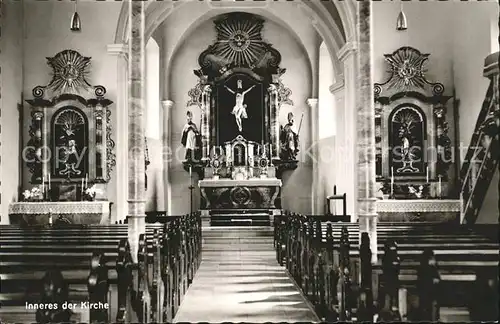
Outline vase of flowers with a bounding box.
[22,187,44,202]
[83,184,101,201]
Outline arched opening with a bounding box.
[145,38,162,212]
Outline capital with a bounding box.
[337,41,358,62]
[107,43,128,58]
[329,78,345,94]
[306,98,318,109]
[161,100,174,110]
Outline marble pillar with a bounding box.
[356,0,378,264]
[161,100,174,215]
[307,98,320,214]
[338,41,357,223]
[127,0,146,262]
[107,43,129,224]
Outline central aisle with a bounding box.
[173,227,320,323]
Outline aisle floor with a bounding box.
[173,250,320,323]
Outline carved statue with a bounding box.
[181,111,201,162]
[280,112,300,161]
[225,79,256,132]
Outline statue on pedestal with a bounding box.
[181,111,201,162]
[280,112,300,161]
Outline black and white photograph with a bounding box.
[0,0,498,323]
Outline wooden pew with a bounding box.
[275,212,498,322]
[0,212,202,324]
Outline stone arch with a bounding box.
[114,0,357,85]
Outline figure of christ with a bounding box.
[224,80,256,132]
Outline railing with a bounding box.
[460,52,499,224]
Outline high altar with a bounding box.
[182,13,298,217]
[9,50,115,225]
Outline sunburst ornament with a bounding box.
[384,47,429,90]
[212,13,268,68]
[46,50,91,94]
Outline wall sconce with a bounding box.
[70,0,81,32]
[396,2,408,31]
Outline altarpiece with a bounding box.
[184,13,297,212]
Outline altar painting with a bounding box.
[51,107,88,178]
[216,74,264,145]
[389,104,426,175]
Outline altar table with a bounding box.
[8,201,112,225]
[198,178,282,210]
[376,199,462,222]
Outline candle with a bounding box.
[42,176,45,195]
[391,167,394,183]
[189,166,192,179]
[426,166,429,183]
[48,174,51,190]
[85,174,88,188]
[438,175,442,197]
[81,177,84,193]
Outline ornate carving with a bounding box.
[106,109,116,182]
[196,12,282,79]
[374,47,444,97]
[230,186,251,206]
[187,80,205,108]
[275,68,293,107]
[46,50,92,94]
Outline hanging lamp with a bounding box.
[70,0,81,32]
[396,2,408,31]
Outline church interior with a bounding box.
[0,0,498,323]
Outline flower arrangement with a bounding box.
[83,184,102,201]
[22,187,44,201]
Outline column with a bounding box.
[307,98,320,214]
[127,0,146,262]
[161,100,174,215]
[356,0,378,264]
[269,85,280,160]
[330,80,345,215]
[201,86,211,162]
[107,44,128,224]
[338,42,357,224]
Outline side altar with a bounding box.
[182,13,298,221]
[9,50,116,225]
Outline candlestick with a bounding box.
[85,174,88,188]
[426,166,429,183]
[391,167,394,183]
[48,174,51,191]
[189,166,192,179]
[81,177,84,195]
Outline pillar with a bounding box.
[338,42,357,223]
[107,44,128,224]
[127,0,146,262]
[356,0,378,264]
[307,98,320,214]
[161,100,174,215]
[330,80,345,215]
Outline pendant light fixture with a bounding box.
[70,0,81,32]
[396,1,408,31]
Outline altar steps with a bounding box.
[202,226,273,253]
[210,211,271,226]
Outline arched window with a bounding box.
[318,42,335,139]
[146,39,160,139]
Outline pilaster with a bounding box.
[107,43,128,224]
[356,0,378,263]
[127,0,146,262]
[161,100,174,215]
[307,98,320,214]
[337,41,358,225]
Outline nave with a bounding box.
[1,212,498,323]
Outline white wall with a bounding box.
[0,0,23,223]
[167,16,314,214]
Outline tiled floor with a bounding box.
[174,249,320,323]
